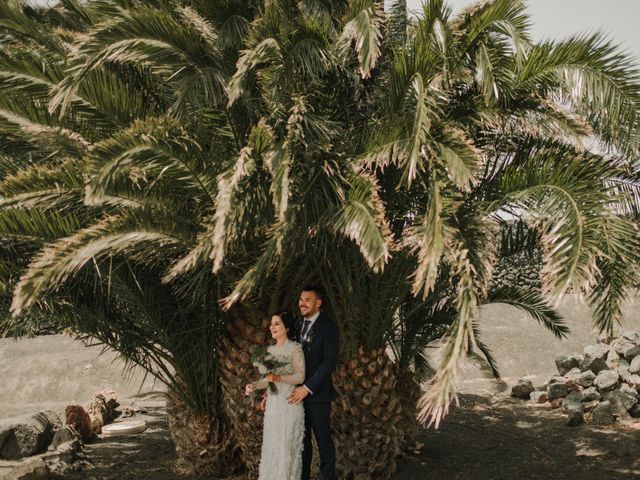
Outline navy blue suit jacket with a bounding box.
[296,313,339,403]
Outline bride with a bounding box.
[245,311,305,480]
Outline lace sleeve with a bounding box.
[279,344,305,385]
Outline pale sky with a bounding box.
[408,0,640,61]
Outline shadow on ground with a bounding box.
[394,395,640,480]
[59,408,183,480]
[60,395,640,480]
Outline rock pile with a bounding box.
[0,389,120,479]
[511,331,640,426]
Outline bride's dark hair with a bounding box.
[273,311,296,339]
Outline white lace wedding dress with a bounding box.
[252,340,306,480]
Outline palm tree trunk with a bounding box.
[165,388,242,477]
[332,346,402,479]
[394,368,424,455]
[217,313,270,478]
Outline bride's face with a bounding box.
[270,316,288,341]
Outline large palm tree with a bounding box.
[1,0,640,479]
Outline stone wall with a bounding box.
[490,250,543,291]
[512,331,640,426]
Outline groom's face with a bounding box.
[299,291,321,318]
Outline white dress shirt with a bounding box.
[301,311,320,395]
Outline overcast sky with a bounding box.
[408,0,640,61]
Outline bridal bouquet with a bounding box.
[250,346,290,394]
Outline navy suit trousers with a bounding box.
[301,402,336,480]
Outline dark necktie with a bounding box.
[300,320,311,341]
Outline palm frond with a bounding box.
[416,250,479,428]
[85,117,212,206]
[11,215,184,316]
[404,177,453,297]
[485,286,568,339]
[0,108,88,158]
[496,143,627,300]
[227,38,282,106]
[586,216,640,335]
[0,208,82,242]
[50,5,227,117]
[209,146,257,273]
[338,0,383,79]
[470,320,500,378]
[328,172,391,272]
[515,32,640,157]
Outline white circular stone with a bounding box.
[101,420,146,436]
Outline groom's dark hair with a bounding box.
[301,284,324,302]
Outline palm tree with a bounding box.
[0,0,248,475]
[1,1,640,479]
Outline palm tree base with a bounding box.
[165,390,242,477]
[333,347,402,479]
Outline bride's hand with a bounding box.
[265,374,281,382]
[244,384,254,396]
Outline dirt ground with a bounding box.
[3,294,640,479]
[53,393,640,480]
[395,395,640,480]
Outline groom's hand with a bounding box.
[287,386,309,405]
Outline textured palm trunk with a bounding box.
[394,368,424,455]
[217,314,269,479]
[165,389,241,477]
[332,346,402,480]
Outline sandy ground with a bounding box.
[0,335,164,420]
[2,294,640,479]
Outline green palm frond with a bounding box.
[0,69,117,132]
[11,214,185,316]
[328,172,391,272]
[217,14,250,51]
[404,177,454,297]
[417,249,479,428]
[404,72,437,186]
[436,126,481,191]
[497,142,627,300]
[470,320,500,378]
[454,0,531,57]
[0,1,66,55]
[485,286,568,339]
[221,221,287,309]
[85,116,212,206]
[587,215,640,335]
[515,32,640,157]
[209,146,258,272]
[227,38,282,106]
[0,108,88,158]
[338,0,383,79]
[50,4,227,117]
[0,208,82,242]
[474,41,500,105]
[58,0,97,28]
[0,159,84,211]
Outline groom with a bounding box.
[288,285,339,480]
